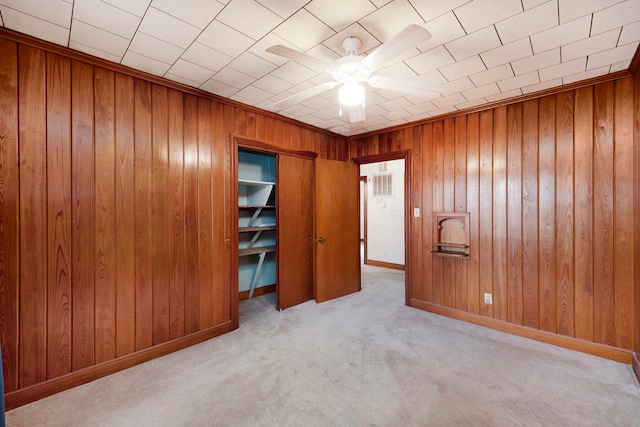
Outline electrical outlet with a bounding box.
[484,293,492,305]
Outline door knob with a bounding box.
[316,237,324,243]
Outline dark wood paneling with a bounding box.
[492,106,507,321]
[478,110,493,318]
[506,104,523,325]
[465,113,480,315]
[0,38,19,392]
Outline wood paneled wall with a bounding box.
[349,76,638,357]
[0,34,346,404]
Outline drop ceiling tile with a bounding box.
[564,64,610,83]
[164,72,201,88]
[431,92,466,108]
[454,98,487,110]
[522,77,562,93]
[300,95,334,111]
[530,15,590,53]
[270,60,319,85]
[252,74,291,94]
[305,0,376,32]
[486,88,522,102]
[511,48,560,75]
[462,82,501,100]
[496,0,558,44]
[419,12,467,52]
[249,33,294,65]
[212,66,255,89]
[454,0,522,34]
[379,61,418,79]
[562,28,620,61]
[610,59,631,72]
[410,0,471,21]
[256,0,308,19]
[69,40,122,62]
[559,0,623,25]
[200,78,238,97]
[481,37,532,69]
[197,20,254,57]
[228,52,277,78]
[313,107,342,120]
[439,76,476,95]
[445,25,501,61]
[122,50,171,76]
[1,7,69,45]
[619,21,640,45]
[273,8,335,51]
[538,57,586,81]
[1,0,71,27]
[129,32,183,64]
[381,108,411,121]
[358,0,425,43]
[217,0,282,40]
[151,0,222,29]
[322,23,379,57]
[232,85,273,104]
[497,70,539,92]
[523,0,551,8]
[439,55,486,81]
[70,19,130,57]
[591,1,640,35]
[587,42,639,69]
[167,59,214,85]
[139,7,200,48]
[181,42,233,71]
[470,64,514,86]
[405,46,456,74]
[103,0,150,17]
[281,103,315,117]
[379,97,413,111]
[73,0,141,39]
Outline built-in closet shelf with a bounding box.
[239,245,276,257]
[238,179,275,186]
[432,243,469,249]
[239,205,275,210]
[239,226,276,232]
[431,249,470,259]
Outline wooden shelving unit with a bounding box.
[431,213,470,259]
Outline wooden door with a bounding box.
[277,154,314,309]
[314,158,360,302]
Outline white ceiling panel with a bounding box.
[1,0,639,136]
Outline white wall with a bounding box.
[361,159,404,265]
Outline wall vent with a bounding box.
[372,173,393,197]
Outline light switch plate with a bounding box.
[413,208,420,217]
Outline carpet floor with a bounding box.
[6,265,640,426]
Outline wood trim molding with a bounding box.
[629,42,640,74]
[239,284,276,301]
[348,70,633,141]
[0,27,342,140]
[4,321,235,410]
[351,150,410,164]
[410,299,634,365]
[365,260,405,270]
[234,135,319,159]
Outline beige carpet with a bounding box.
[6,265,640,426]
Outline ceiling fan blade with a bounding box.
[368,75,441,98]
[274,81,338,108]
[347,104,366,123]
[266,45,332,72]
[361,24,432,70]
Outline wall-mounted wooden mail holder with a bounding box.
[432,212,470,259]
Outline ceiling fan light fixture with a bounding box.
[338,82,365,107]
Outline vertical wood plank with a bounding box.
[183,95,200,334]
[555,91,574,337]
[492,106,508,321]
[421,123,434,303]
[613,77,634,350]
[573,86,594,342]
[19,46,48,386]
[198,98,214,329]
[71,60,95,369]
[522,99,539,328]
[114,73,135,357]
[168,89,186,340]
[134,78,153,351]
[46,53,72,379]
[255,113,265,141]
[466,113,480,314]
[152,84,170,345]
[454,116,467,311]
[593,82,615,346]
[538,95,555,333]
[442,118,455,307]
[411,126,423,301]
[94,67,117,363]
[507,104,523,325]
[478,110,493,318]
[431,121,444,306]
[0,38,19,391]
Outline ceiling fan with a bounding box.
[266,24,441,123]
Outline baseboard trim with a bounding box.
[239,284,276,301]
[633,352,640,383]
[365,260,405,270]
[5,320,235,410]
[410,299,633,365]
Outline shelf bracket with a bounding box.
[248,252,267,299]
